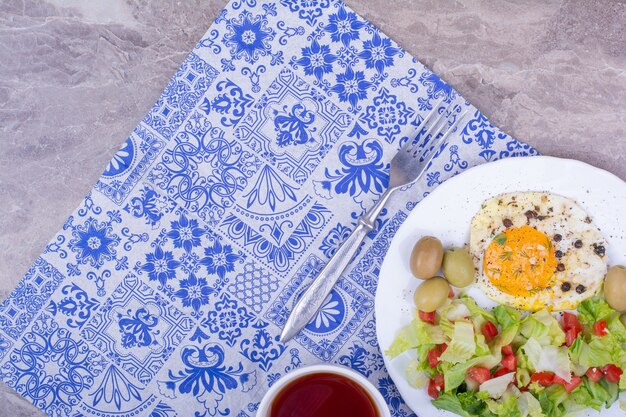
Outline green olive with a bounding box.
[413,276,450,312]
[621,314,626,328]
[604,265,626,312]
[410,236,444,279]
[442,247,475,288]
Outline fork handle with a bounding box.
[280,188,395,342]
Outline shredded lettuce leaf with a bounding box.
[405,360,430,388]
[446,302,471,321]
[537,385,568,417]
[479,372,516,399]
[522,338,572,381]
[496,324,519,348]
[560,399,587,417]
[569,332,624,369]
[473,354,502,370]
[462,296,496,325]
[577,298,614,325]
[572,378,605,411]
[432,393,474,417]
[604,380,620,408]
[517,368,531,388]
[457,391,491,415]
[385,317,445,358]
[440,320,476,364]
[444,357,485,392]
[385,323,417,358]
[386,296,626,417]
[493,305,523,330]
[485,394,520,417]
[520,310,565,346]
[518,392,545,417]
[608,313,626,344]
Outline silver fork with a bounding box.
[279,103,469,343]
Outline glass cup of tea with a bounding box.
[257,364,391,417]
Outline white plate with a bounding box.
[375,156,626,417]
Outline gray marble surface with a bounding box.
[0,0,625,415]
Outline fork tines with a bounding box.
[405,101,469,162]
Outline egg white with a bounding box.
[470,192,608,311]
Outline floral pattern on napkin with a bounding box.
[0,1,537,416]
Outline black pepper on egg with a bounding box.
[553,234,562,242]
[576,284,586,294]
[593,244,605,257]
[561,282,571,292]
[574,239,583,248]
[525,210,537,220]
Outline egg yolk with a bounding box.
[483,225,557,297]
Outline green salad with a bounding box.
[386,296,626,417]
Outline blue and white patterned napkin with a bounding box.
[0,1,537,416]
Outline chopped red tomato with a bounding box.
[530,372,555,386]
[481,321,498,342]
[562,312,583,347]
[428,374,445,399]
[594,320,608,336]
[427,345,447,368]
[501,344,514,356]
[565,327,579,347]
[419,310,436,324]
[502,354,517,371]
[427,348,440,368]
[554,375,582,392]
[448,288,455,298]
[562,312,583,333]
[602,364,623,383]
[493,368,510,378]
[585,367,604,382]
[467,367,491,384]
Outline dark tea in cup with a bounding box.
[268,371,380,417]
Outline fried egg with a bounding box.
[470,192,608,311]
